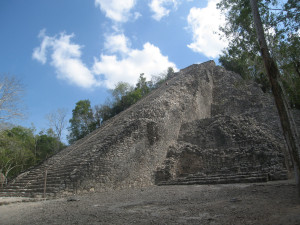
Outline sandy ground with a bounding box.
[0,180,299,225]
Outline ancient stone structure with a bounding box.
[0,61,290,197]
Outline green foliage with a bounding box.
[0,126,65,179]
[111,82,133,103]
[166,67,175,79]
[36,129,65,162]
[280,0,300,33]
[67,100,97,144]
[136,73,150,96]
[94,103,112,126]
[217,0,300,108]
[98,70,174,123]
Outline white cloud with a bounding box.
[95,0,136,22]
[104,33,130,54]
[33,31,176,90]
[187,0,228,58]
[149,0,178,21]
[33,31,100,89]
[32,29,52,64]
[93,34,177,89]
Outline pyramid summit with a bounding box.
[1,61,290,197]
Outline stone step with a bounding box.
[0,192,35,198]
[9,175,69,184]
[158,176,267,186]
[4,178,69,189]
[1,185,60,192]
[0,192,55,198]
[5,182,61,189]
[157,173,269,186]
[10,170,75,182]
[182,172,267,181]
[0,191,56,198]
[27,167,76,176]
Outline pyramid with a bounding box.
[0,61,289,197]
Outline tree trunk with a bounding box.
[250,0,300,197]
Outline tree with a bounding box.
[249,0,300,196]
[46,108,68,144]
[0,126,36,178]
[94,103,112,125]
[217,0,300,106]
[94,71,173,127]
[166,67,175,79]
[0,75,24,122]
[36,129,65,162]
[67,100,96,144]
[111,82,133,103]
[218,0,300,196]
[136,73,150,97]
[0,126,66,180]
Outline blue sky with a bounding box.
[0,0,227,142]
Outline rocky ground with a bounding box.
[0,179,299,225]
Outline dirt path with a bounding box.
[1,180,299,225]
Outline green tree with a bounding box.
[0,126,66,180]
[217,0,300,107]
[36,129,65,162]
[111,82,133,103]
[218,0,300,196]
[249,0,300,197]
[0,126,36,179]
[92,70,173,134]
[121,88,142,107]
[166,67,175,79]
[136,73,150,97]
[94,103,112,125]
[67,100,96,144]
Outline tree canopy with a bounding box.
[67,100,96,144]
[0,126,65,180]
[217,0,300,108]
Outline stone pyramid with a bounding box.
[0,61,289,197]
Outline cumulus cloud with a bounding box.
[95,0,136,22]
[104,33,130,54]
[33,31,176,89]
[33,31,100,89]
[187,0,228,58]
[149,0,178,21]
[93,34,177,88]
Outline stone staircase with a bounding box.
[156,171,288,186]
[0,147,90,197]
[0,109,128,197]
[0,65,184,198]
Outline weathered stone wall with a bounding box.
[155,115,287,183]
[155,63,289,184]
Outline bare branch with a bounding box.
[46,108,68,142]
[0,74,25,122]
